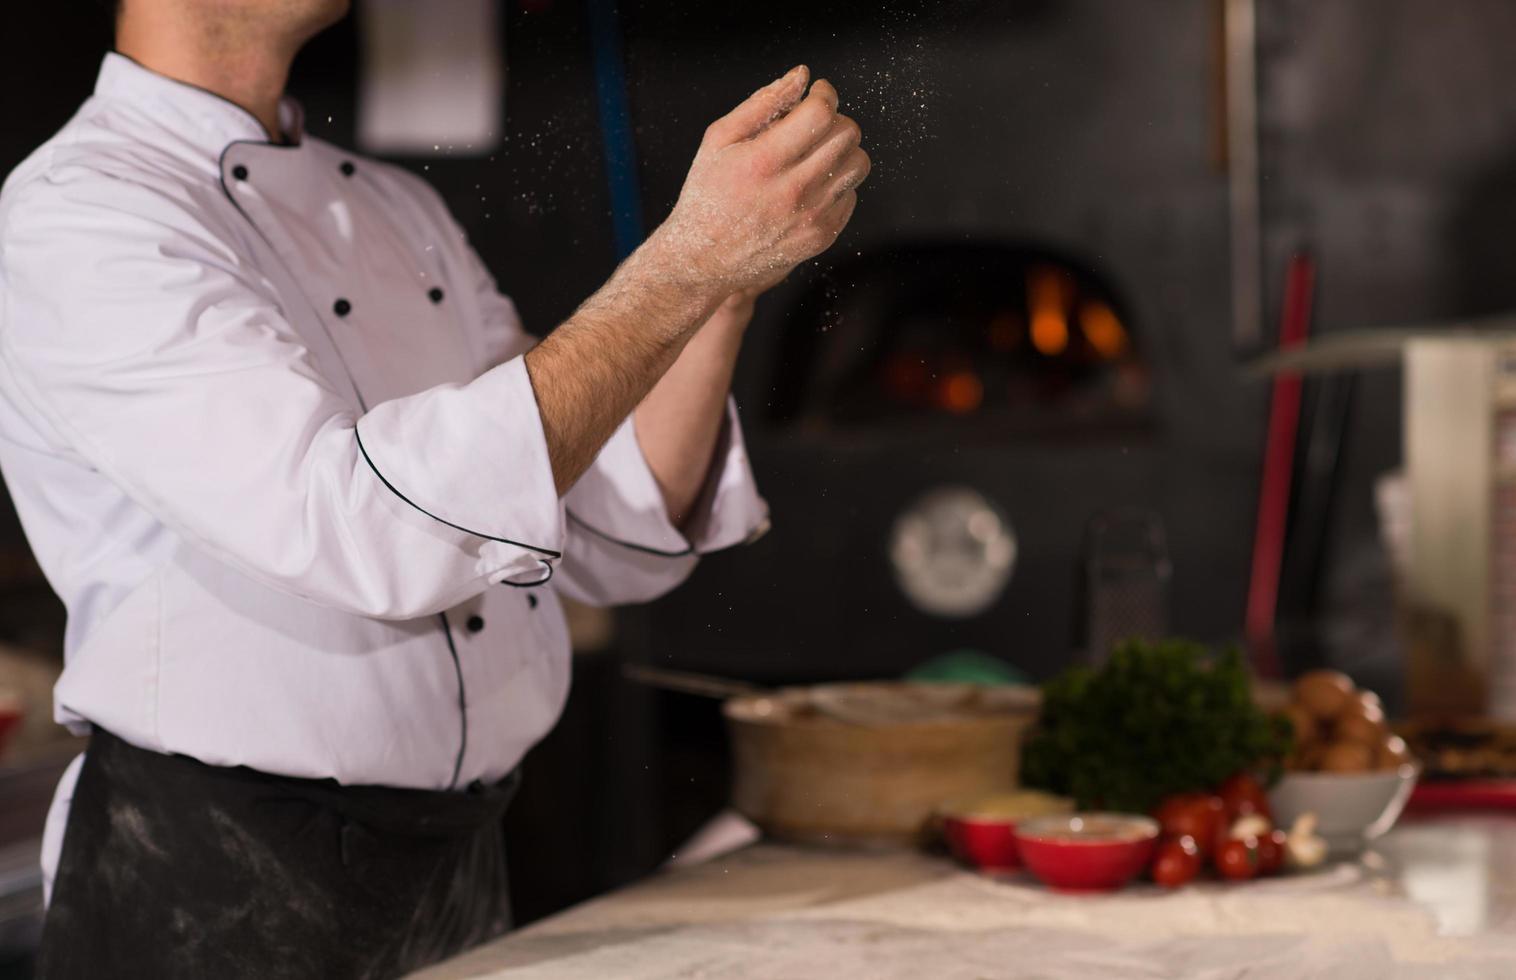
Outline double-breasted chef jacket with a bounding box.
[0,54,768,881]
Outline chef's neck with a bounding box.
[115,1,339,142]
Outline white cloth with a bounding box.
[0,54,768,882]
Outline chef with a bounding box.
[0,0,869,975]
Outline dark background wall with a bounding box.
[4,0,1516,927]
[1255,0,1516,692]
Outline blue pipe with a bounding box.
[586,0,645,260]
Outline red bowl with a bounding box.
[1014,813,1159,892]
[942,814,1022,871]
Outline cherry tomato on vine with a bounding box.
[1154,794,1225,857]
[1151,836,1202,889]
[1216,836,1260,881]
[1256,828,1287,876]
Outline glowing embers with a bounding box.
[767,243,1150,432]
[1026,265,1130,361]
[880,354,985,415]
[939,371,985,415]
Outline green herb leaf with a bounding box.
[1021,638,1291,813]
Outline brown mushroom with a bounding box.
[1335,705,1388,747]
[1294,670,1356,720]
[1320,741,1375,772]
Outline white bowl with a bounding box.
[1267,765,1420,856]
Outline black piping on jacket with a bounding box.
[352,427,563,559]
[565,508,695,558]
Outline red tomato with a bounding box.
[1216,836,1260,881]
[1256,829,1287,876]
[1217,773,1272,823]
[1154,794,1225,857]
[1211,817,1235,859]
[1151,836,1202,889]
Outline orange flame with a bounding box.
[1028,266,1071,356]
[1079,300,1128,358]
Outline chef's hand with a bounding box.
[648,65,871,299]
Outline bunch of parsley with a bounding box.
[1020,638,1291,813]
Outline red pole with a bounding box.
[1245,252,1316,677]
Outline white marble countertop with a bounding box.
[416,813,1516,979]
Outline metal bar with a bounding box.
[1225,0,1263,353]
[1246,318,1516,377]
[1279,371,1357,621]
[620,664,770,701]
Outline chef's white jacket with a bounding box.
[0,54,768,881]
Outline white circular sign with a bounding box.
[889,486,1016,618]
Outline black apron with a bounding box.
[37,729,518,979]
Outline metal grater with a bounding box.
[1076,508,1173,664]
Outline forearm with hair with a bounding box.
[524,242,721,495]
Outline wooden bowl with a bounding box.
[724,682,1040,847]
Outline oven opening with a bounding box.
[767,242,1152,438]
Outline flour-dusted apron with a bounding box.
[37,729,518,979]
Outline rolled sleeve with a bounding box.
[555,397,769,606]
[680,398,771,553]
[355,355,565,578]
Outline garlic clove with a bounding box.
[1230,814,1273,840]
[1285,811,1327,869]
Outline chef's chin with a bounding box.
[291,0,352,36]
[314,0,352,22]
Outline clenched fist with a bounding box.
[647,65,871,297]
